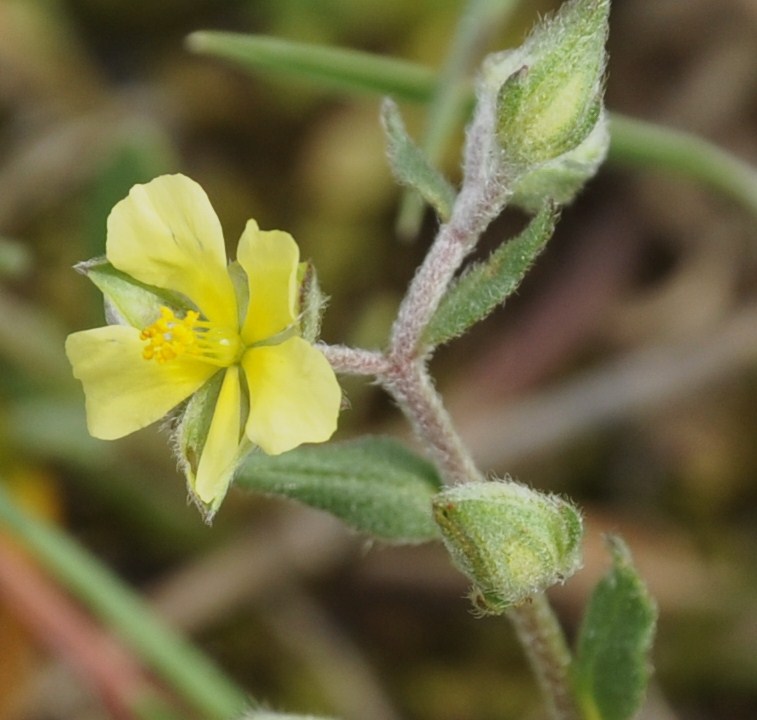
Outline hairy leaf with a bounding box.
[572,536,658,720]
[423,204,557,349]
[236,436,442,543]
[381,98,456,221]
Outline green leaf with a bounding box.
[381,98,456,221]
[242,714,337,720]
[608,113,757,220]
[572,536,658,720]
[186,32,436,102]
[423,204,557,349]
[236,436,442,543]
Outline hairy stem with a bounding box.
[396,0,521,238]
[318,344,390,376]
[381,195,578,720]
[380,358,482,486]
[381,353,578,718]
[390,180,506,361]
[507,595,578,720]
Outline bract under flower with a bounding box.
[65,174,341,518]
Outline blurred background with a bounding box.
[0,0,755,718]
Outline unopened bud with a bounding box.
[433,480,583,614]
[484,0,609,170]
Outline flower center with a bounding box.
[140,306,241,367]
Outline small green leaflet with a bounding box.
[236,436,442,543]
[572,536,658,720]
[381,98,457,222]
[422,204,557,350]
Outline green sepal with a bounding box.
[433,480,583,614]
[77,257,192,329]
[496,73,601,167]
[511,111,610,211]
[381,98,456,222]
[423,204,557,350]
[297,260,327,344]
[487,0,609,170]
[236,436,443,543]
[171,370,248,523]
[572,536,658,720]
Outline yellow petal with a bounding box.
[241,337,340,455]
[106,175,237,327]
[237,219,299,344]
[193,366,242,507]
[65,325,216,440]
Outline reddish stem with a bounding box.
[0,537,164,718]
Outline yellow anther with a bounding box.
[140,306,241,367]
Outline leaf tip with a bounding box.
[185,31,211,54]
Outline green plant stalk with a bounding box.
[508,594,577,720]
[0,483,249,719]
[607,113,757,217]
[380,154,578,717]
[380,360,578,719]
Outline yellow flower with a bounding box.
[65,174,341,516]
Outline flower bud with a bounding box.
[483,0,609,171]
[433,480,583,614]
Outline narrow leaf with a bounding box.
[236,437,442,543]
[186,32,436,102]
[381,98,456,221]
[572,536,658,720]
[242,714,337,720]
[423,204,557,349]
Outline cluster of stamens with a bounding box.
[140,306,240,366]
